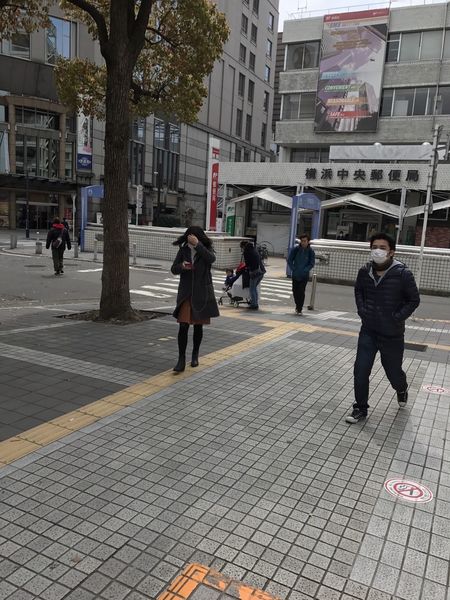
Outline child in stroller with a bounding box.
[218,263,251,307]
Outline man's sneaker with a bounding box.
[295,309,303,316]
[397,389,408,408]
[345,408,367,424]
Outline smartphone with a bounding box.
[184,261,193,270]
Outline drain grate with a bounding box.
[405,342,428,352]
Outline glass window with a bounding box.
[248,80,254,103]
[253,0,259,16]
[263,91,269,112]
[386,33,400,62]
[266,39,272,58]
[282,94,300,119]
[437,86,450,114]
[393,88,414,115]
[261,122,267,147]
[380,89,393,116]
[235,146,241,162]
[10,32,30,59]
[268,12,274,32]
[249,52,255,72]
[154,119,165,148]
[299,93,316,118]
[444,30,450,58]
[264,65,271,82]
[243,149,250,162]
[399,32,420,61]
[286,41,320,69]
[420,30,442,59]
[413,87,431,115]
[245,114,252,141]
[16,107,59,129]
[239,43,246,64]
[15,134,24,174]
[251,24,257,44]
[238,73,245,97]
[132,117,145,141]
[243,0,249,6]
[236,108,243,136]
[65,142,74,179]
[241,14,248,35]
[47,17,72,64]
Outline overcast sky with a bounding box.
[278,0,428,30]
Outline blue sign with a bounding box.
[77,153,92,170]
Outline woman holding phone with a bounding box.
[171,226,219,372]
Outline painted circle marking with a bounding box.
[423,385,450,395]
[384,479,433,503]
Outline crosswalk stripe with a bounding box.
[130,289,171,298]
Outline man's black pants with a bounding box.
[354,327,407,414]
[292,278,308,312]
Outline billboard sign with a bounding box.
[314,9,389,133]
[206,137,220,231]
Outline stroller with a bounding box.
[218,266,252,308]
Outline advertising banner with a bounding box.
[206,137,220,231]
[77,113,93,170]
[314,9,389,133]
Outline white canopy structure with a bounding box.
[227,187,292,209]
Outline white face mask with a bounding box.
[371,248,389,264]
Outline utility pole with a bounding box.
[416,124,442,289]
[25,167,30,239]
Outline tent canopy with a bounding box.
[228,187,292,209]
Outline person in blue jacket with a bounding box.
[287,234,315,315]
[346,233,420,424]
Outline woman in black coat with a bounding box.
[171,226,219,372]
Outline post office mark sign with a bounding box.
[384,479,433,503]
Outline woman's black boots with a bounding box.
[191,325,203,367]
[191,352,199,368]
[173,356,186,373]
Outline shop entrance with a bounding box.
[16,201,59,230]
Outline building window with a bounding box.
[387,30,444,62]
[153,119,180,191]
[260,122,267,148]
[131,117,145,142]
[380,86,436,116]
[248,80,255,103]
[245,114,252,141]
[241,14,248,35]
[239,43,247,64]
[263,91,269,112]
[266,39,273,59]
[243,0,249,6]
[47,17,73,64]
[243,149,250,162]
[282,93,316,119]
[253,0,259,16]
[264,65,271,82]
[15,107,59,129]
[290,147,330,163]
[235,146,241,162]
[249,52,256,72]
[16,134,59,177]
[238,73,245,97]
[10,32,30,59]
[268,12,274,32]
[286,41,320,70]
[130,141,144,185]
[251,24,258,44]
[65,142,74,179]
[236,108,243,137]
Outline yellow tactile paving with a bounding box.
[158,563,280,600]
[1,313,447,467]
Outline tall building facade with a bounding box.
[0,0,279,232]
[275,2,450,247]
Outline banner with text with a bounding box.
[206,137,220,231]
[314,9,389,133]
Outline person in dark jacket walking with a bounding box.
[287,234,315,315]
[171,226,219,373]
[45,217,71,276]
[346,233,420,424]
[240,240,266,310]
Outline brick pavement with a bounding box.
[0,303,449,599]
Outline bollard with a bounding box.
[36,231,40,242]
[10,234,17,249]
[35,241,42,255]
[132,243,137,266]
[93,239,98,262]
[307,273,317,311]
[73,243,78,258]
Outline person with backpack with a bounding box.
[46,217,71,276]
[287,234,315,315]
[345,233,420,424]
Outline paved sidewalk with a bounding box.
[0,295,450,600]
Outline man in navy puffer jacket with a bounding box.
[346,233,420,424]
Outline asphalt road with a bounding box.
[0,250,448,320]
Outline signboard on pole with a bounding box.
[77,113,93,170]
[225,204,236,235]
[206,137,220,231]
[314,9,389,133]
[136,185,143,214]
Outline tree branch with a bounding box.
[65,0,109,48]
[130,0,153,55]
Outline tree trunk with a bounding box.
[99,57,135,320]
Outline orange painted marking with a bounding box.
[158,564,280,600]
